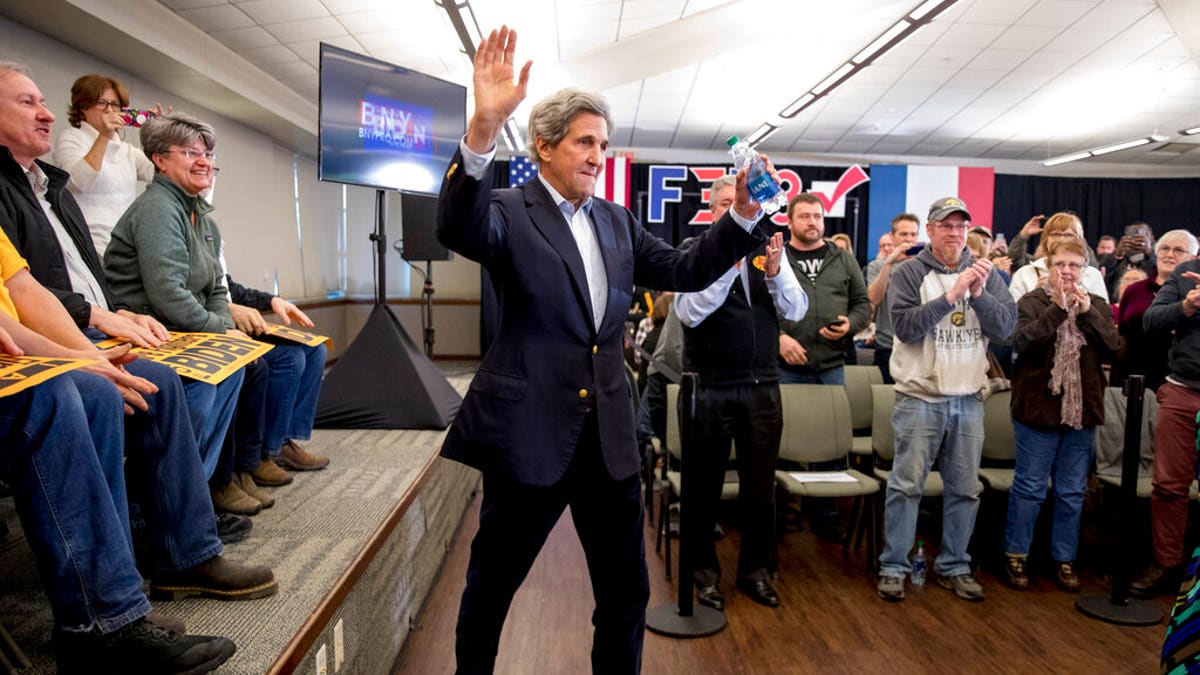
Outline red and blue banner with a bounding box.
[867,165,995,256]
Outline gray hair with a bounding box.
[140,111,216,162]
[0,61,33,79]
[711,174,736,194]
[1158,229,1199,256]
[526,88,612,165]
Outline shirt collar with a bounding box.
[537,172,593,218]
[25,163,48,195]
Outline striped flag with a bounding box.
[866,164,995,257]
[595,157,631,208]
[508,156,538,187]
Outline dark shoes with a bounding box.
[696,584,725,611]
[275,440,330,471]
[1054,561,1081,593]
[1003,555,1029,590]
[1131,563,1181,598]
[150,555,278,601]
[55,617,234,674]
[737,578,780,607]
[216,513,252,544]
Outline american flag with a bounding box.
[506,156,631,208]
[508,156,538,187]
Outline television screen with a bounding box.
[318,44,466,195]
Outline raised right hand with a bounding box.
[100,110,125,135]
[1020,215,1045,238]
[465,26,532,154]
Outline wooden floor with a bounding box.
[397,491,1169,674]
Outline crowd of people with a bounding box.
[0,63,331,673]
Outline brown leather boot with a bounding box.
[150,555,278,601]
[210,481,261,516]
[250,457,293,486]
[236,472,275,509]
[276,440,330,471]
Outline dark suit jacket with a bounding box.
[437,150,764,487]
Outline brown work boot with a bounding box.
[275,440,329,471]
[150,555,278,601]
[250,457,293,486]
[1003,554,1029,590]
[210,481,261,516]
[235,472,275,509]
[1054,561,1081,592]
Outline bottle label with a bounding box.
[747,172,780,202]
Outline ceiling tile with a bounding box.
[1074,2,1154,29]
[264,17,347,43]
[237,44,301,66]
[947,69,1008,89]
[968,49,1033,70]
[931,23,1006,49]
[319,0,397,12]
[236,0,328,24]
[289,36,367,66]
[897,66,958,86]
[161,0,227,9]
[209,25,279,50]
[257,59,316,81]
[916,45,983,69]
[955,0,1040,25]
[336,9,413,34]
[991,25,1061,51]
[1014,1,1096,28]
[177,4,253,31]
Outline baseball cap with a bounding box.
[968,225,992,238]
[928,197,972,223]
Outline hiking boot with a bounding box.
[251,456,293,486]
[210,481,261,516]
[150,555,278,601]
[1054,561,1081,592]
[876,574,905,601]
[55,617,235,674]
[1131,563,1181,598]
[215,513,252,544]
[937,573,984,601]
[275,440,329,471]
[1003,554,1029,590]
[236,472,275,509]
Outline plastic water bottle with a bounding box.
[910,540,927,587]
[727,136,789,214]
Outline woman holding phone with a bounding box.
[1008,212,1109,303]
[52,74,165,254]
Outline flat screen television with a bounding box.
[318,44,466,195]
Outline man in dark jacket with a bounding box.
[674,174,807,610]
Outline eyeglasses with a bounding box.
[161,149,216,161]
[1051,261,1084,272]
[934,222,968,231]
[1157,245,1190,256]
[94,99,122,111]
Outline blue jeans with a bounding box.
[183,370,244,479]
[1004,420,1094,562]
[0,374,149,633]
[880,393,985,578]
[261,342,326,451]
[122,360,224,574]
[779,364,845,385]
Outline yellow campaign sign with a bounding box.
[262,324,333,350]
[94,332,273,385]
[0,354,95,399]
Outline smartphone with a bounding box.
[119,109,156,127]
[905,244,925,256]
[826,321,841,329]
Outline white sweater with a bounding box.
[1009,257,1110,304]
[52,123,155,256]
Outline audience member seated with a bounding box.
[1008,212,1109,303]
[0,62,242,483]
[1003,238,1122,592]
[50,73,162,254]
[0,222,276,603]
[1134,253,1200,598]
[0,335,235,674]
[1111,230,1198,392]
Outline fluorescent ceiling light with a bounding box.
[853,20,912,65]
[747,123,778,146]
[1040,151,1091,167]
[1090,134,1167,156]
[780,93,816,118]
[1181,126,1200,136]
[908,0,951,21]
[811,63,856,96]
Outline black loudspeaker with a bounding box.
[393,192,452,261]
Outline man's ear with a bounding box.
[535,136,552,163]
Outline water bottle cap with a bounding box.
[726,136,740,147]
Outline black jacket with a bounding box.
[227,275,274,310]
[0,146,126,328]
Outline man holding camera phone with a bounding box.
[1105,221,1156,297]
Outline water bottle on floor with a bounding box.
[727,136,789,214]
[911,540,927,587]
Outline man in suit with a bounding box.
[437,27,770,674]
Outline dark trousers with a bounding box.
[873,347,894,384]
[692,383,782,586]
[210,358,269,490]
[454,412,650,674]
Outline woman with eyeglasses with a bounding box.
[51,74,165,254]
[1111,230,1199,391]
[1003,236,1123,592]
[1008,212,1110,303]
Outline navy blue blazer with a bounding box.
[437,150,766,487]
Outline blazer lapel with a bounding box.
[524,180,597,331]
[589,203,623,332]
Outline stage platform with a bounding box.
[0,364,480,674]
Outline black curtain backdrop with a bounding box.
[992,173,1200,245]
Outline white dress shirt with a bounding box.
[25,163,108,309]
[674,253,807,327]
